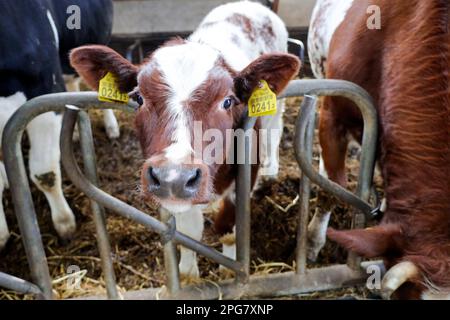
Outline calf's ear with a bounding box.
[70,45,139,92]
[233,53,300,102]
[327,223,403,258]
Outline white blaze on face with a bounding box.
[151,42,220,163]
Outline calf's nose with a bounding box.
[147,166,202,199]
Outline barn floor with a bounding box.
[0,95,383,300]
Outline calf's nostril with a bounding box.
[148,167,160,187]
[186,168,202,188]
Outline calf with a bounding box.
[71,1,300,278]
[0,0,117,248]
[309,0,450,299]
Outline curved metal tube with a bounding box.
[60,105,246,278]
[0,272,43,298]
[295,95,318,274]
[282,80,377,217]
[2,92,137,299]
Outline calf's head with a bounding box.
[70,41,300,212]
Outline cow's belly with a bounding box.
[308,0,354,79]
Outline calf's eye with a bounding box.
[222,97,235,110]
[136,94,144,106]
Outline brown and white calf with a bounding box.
[71,1,300,278]
[308,0,450,299]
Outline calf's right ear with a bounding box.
[70,45,139,92]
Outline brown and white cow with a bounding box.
[70,1,300,278]
[308,0,450,299]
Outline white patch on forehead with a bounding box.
[149,42,219,163]
[46,10,59,49]
[153,42,219,102]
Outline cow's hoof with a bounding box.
[0,233,10,251]
[306,240,325,263]
[53,213,76,240]
[218,266,235,279]
[180,274,202,285]
[106,125,120,140]
[179,262,200,280]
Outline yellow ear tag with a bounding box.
[248,80,277,117]
[98,72,129,104]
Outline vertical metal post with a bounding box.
[76,109,119,299]
[2,115,54,300]
[159,208,180,295]
[235,116,256,283]
[295,96,318,274]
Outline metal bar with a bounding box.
[72,260,384,300]
[159,208,181,294]
[60,105,246,278]
[0,272,44,298]
[288,38,305,64]
[2,92,136,299]
[295,95,318,274]
[2,79,376,298]
[77,110,119,300]
[287,80,377,220]
[235,116,257,283]
[125,39,142,63]
[289,80,377,271]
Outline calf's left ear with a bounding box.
[233,53,300,102]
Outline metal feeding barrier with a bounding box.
[0,79,383,300]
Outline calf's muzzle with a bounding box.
[146,165,203,200]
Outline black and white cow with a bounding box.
[0,0,118,248]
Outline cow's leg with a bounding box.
[307,207,332,262]
[102,109,120,139]
[0,92,28,248]
[307,101,348,261]
[214,194,237,275]
[318,102,348,187]
[259,98,284,178]
[173,206,204,279]
[26,112,76,239]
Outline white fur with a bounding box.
[220,226,236,275]
[190,1,288,70]
[308,0,354,78]
[173,205,204,278]
[102,109,120,139]
[140,1,290,276]
[0,92,76,249]
[0,92,27,247]
[259,99,284,177]
[153,42,220,163]
[319,154,329,178]
[307,209,331,262]
[26,112,76,239]
[46,10,59,49]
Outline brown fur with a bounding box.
[322,0,450,297]
[70,39,300,235]
[70,45,139,92]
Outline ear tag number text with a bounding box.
[248,80,277,117]
[98,72,129,104]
